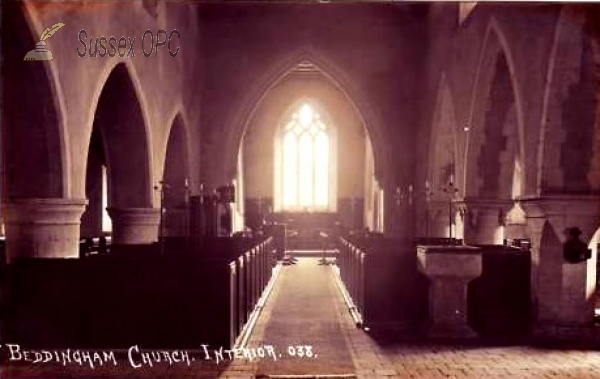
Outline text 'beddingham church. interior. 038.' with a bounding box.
[2,1,600,378]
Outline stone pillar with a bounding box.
[3,198,88,262]
[107,207,160,244]
[521,195,599,341]
[457,197,512,245]
[504,201,527,240]
[417,245,483,339]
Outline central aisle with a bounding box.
[246,257,357,377]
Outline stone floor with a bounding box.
[221,258,600,379]
[3,257,600,378]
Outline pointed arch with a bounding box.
[162,112,190,237]
[465,18,526,199]
[164,109,192,181]
[86,59,154,202]
[223,47,386,186]
[2,2,68,199]
[163,113,190,208]
[539,8,600,195]
[87,62,153,209]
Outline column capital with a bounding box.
[3,198,88,261]
[519,195,600,217]
[107,207,160,244]
[4,198,88,222]
[454,197,514,211]
[519,195,600,239]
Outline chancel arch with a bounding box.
[224,48,388,195]
[242,61,371,232]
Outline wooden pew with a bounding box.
[339,237,429,332]
[1,236,275,350]
[467,244,531,339]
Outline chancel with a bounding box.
[2,1,600,378]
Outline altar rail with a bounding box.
[2,236,275,349]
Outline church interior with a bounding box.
[2,1,600,378]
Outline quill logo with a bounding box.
[23,22,65,61]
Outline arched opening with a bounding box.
[162,115,190,238]
[241,63,371,237]
[80,63,155,245]
[2,2,64,200]
[81,126,111,238]
[1,3,90,261]
[466,24,523,245]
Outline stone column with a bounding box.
[417,245,483,339]
[107,207,160,244]
[504,201,527,240]
[521,195,599,341]
[457,197,512,245]
[3,198,88,262]
[426,199,452,238]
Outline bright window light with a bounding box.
[279,103,333,211]
[101,165,112,233]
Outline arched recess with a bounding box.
[2,2,66,199]
[463,20,525,244]
[466,22,523,200]
[81,63,156,244]
[162,114,190,237]
[222,48,387,191]
[540,8,600,195]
